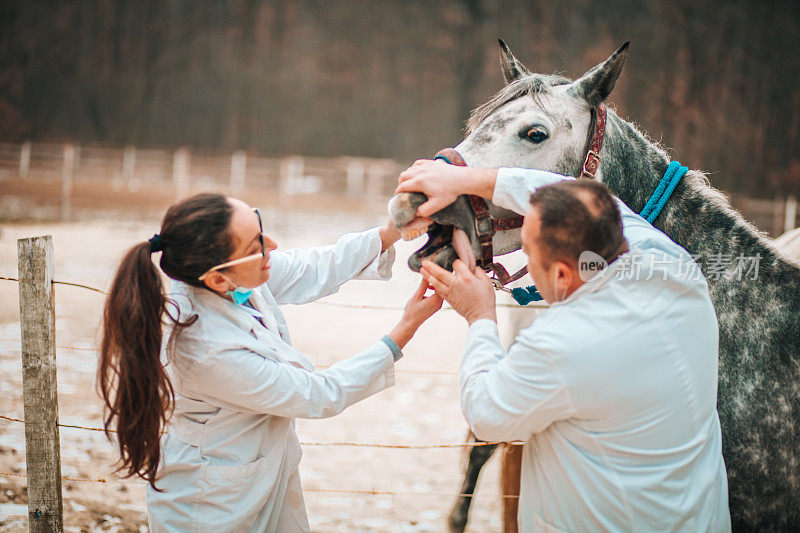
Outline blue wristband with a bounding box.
[380,335,403,361]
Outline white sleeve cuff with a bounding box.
[354,228,396,281]
[492,167,574,215]
[468,318,500,337]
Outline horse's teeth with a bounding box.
[400,218,433,241]
[402,229,422,241]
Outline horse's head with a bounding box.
[457,40,628,172]
[389,40,629,273]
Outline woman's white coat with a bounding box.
[146,228,395,532]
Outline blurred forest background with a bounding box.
[1,0,799,198]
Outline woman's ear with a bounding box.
[202,272,230,294]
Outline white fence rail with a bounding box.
[0,141,797,236]
[0,141,405,220]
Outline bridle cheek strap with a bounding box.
[580,103,607,179]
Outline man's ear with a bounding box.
[202,272,229,293]
[553,261,581,299]
[554,261,574,287]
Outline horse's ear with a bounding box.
[498,39,531,84]
[572,42,629,106]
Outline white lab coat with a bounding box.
[461,168,730,532]
[146,227,396,533]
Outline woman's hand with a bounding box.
[394,160,498,218]
[388,279,444,348]
[378,218,401,251]
[421,259,496,325]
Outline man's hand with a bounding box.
[395,160,498,219]
[421,259,497,325]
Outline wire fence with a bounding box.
[0,338,459,375]
[0,275,549,310]
[0,471,520,500]
[0,414,517,449]
[0,265,526,517]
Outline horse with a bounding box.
[389,41,800,531]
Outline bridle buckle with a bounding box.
[476,218,494,238]
[582,150,601,179]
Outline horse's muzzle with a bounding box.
[388,148,479,272]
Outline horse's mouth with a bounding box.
[390,192,478,272]
[402,219,476,273]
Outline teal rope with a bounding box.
[639,161,688,223]
[433,154,454,165]
[511,286,543,305]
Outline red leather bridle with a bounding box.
[432,103,607,288]
[580,103,607,180]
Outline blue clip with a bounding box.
[510,286,544,305]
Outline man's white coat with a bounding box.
[461,168,731,532]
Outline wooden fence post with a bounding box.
[366,165,382,198]
[122,146,136,182]
[173,147,190,201]
[61,144,74,221]
[20,141,31,179]
[346,160,365,195]
[500,444,522,533]
[772,194,784,237]
[230,150,246,194]
[279,156,303,196]
[17,236,63,533]
[784,195,797,233]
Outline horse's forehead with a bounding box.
[487,89,583,127]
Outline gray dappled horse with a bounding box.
[390,41,800,531]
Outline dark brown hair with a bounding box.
[529,180,625,268]
[98,193,235,489]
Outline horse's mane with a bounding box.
[603,110,797,267]
[465,74,571,134]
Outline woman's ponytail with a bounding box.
[98,193,234,489]
[98,241,173,490]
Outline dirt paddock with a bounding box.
[0,196,539,532]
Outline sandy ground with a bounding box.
[0,202,542,532]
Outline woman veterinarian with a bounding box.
[97,193,442,532]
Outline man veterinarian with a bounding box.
[399,163,731,532]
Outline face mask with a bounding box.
[220,274,253,305]
[226,286,253,305]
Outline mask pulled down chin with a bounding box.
[226,286,253,305]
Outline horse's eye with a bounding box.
[523,127,548,144]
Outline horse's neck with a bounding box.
[601,113,796,283]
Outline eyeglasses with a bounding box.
[198,208,267,281]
